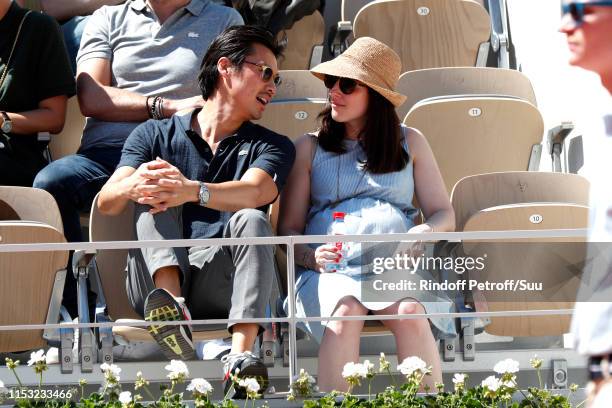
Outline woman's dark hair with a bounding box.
[198,25,284,100]
[318,87,409,174]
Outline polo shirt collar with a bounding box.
[186,0,210,16]
[177,108,253,139]
[130,0,209,15]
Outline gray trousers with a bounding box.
[126,205,275,333]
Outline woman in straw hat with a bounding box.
[278,37,456,391]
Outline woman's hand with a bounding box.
[314,244,342,273]
[396,223,434,259]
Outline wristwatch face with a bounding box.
[0,112,10,133]
[1,121,10,133]
[199,183,210,206]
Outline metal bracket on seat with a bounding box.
[443,338,456,362]
[461,318,476,361]
[547,122,575,172]
[80,327,96,372]
[261,319,276,367]
[281,325,290,367]
[72,250,97,372]
[552,359,568,388]
[262,340,275,367]
[96,313,114,365]
[59,327,74,374]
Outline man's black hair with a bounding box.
[198,25,284,100]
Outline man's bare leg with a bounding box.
[153,266,182,297]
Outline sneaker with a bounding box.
[221,351,269,399]
[144,288,195,360]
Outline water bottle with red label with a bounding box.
[325,212,349,272]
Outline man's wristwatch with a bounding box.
[0,111,12,133]
[197,181,210,207]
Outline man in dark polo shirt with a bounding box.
[97,25,294,397]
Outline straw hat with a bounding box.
[310,37,407,107]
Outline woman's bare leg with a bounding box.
[373,300,442,391]
[318,296,368,392]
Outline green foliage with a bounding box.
[1,353,583,407]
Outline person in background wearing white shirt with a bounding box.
[560,1,612,405]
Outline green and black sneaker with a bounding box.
[144,288,195,360]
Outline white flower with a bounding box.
[342,362,368,379]
[296,368,316,384]
[100,363,122,377]
[290,368,318,398]
[397,356,429,376]
[165,360,189,380]
[118,391,132,404]
[481,376,502,392]
[100,363,121,386]
[27,349,46,366]
[379,352,390,372]
[238,377,260,394]
[453,373,467,392]
[187,378,213,395]
[493,358,519,375]
[363,360,375,377]
[452,373,466,385]
[529,355,543,369]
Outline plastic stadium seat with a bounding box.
[451,171,589,231]
[0,186,64,233]
[278,11,325,70]
[396,67,538,122]
[49,96,86,161]
[0,222,68,352]
[353,0,490,72]
[404,96,544,194]
[0,187,69,353]
[256,70,328,141]
[451,172,589,337]
[342,0,486,24]
[256,100,326,141]
[273,70,328,101]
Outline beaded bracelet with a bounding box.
[151,96,163,120]
[159,97,165,118]
[145,96,153,119]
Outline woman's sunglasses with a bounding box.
[561,1,612,27]
[323,75,363,95]
[243,60,282,87]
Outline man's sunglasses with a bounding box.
[561,1,612,26]
[243,60,282,87]
[323,75,364,95]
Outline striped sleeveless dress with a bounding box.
[289,125,456,343]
